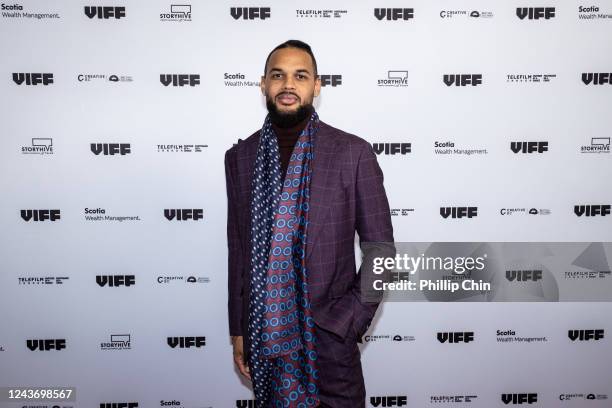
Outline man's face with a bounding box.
[261,47,321,125]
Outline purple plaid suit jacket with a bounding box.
[225,120,394,361]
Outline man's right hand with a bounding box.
[231,336,251,380]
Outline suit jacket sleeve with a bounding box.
[225,147,245,336]
[350,141,395,340]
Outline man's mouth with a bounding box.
[277,93,298,106]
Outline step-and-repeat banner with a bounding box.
[1,1,611,407]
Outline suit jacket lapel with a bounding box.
[305,121,338,263]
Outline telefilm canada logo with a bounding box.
[18,276,69,285]
[101,334,131,350]
[506,73,557,83]
[77,73,133,83]
[430,395,478,403]
[21,138,53,155]
[390,208,415,217]
[580,137,610,153]
[157,144,207,152]
[296,9,347,18]
[160,4,191,22]
[1,3,60,20]
[377,71,408,87]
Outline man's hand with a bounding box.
[231,336,251,380]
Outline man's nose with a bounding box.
[282,75,296,90]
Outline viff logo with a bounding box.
[516,7,555,20]
[84,6,126,19]
[164,209,203,221]
[160,74,200,87]
[13,73,53,85]
[21,209,61,222]
[374,8,414,20]
[230,7,270,20]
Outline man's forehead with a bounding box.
[267,48,314,72]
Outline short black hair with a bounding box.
[263,39,318,77]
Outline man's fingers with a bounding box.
[234,355,251,380]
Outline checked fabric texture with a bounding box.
[248,111,321,407]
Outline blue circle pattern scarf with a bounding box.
[248,110,320,407]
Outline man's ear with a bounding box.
[260,76,266,95]
[314,76,321,97]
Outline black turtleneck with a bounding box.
[271,107,313,179]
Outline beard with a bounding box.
[266,93,313,128]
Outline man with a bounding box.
[225,40,394,408]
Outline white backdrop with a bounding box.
[1,1,611,407]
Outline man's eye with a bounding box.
[272,73,282,78]
[297,75,305,80]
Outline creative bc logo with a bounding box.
[582,72,612,85]
[91,143,131,155]
[26,338,66,351]
[230,7,270,20]
[160,4,191,22]
[22,138,53,155]
[440,207,477,219]
[84,6,126,19]
[374,8,414,20]
[164,209,203,221]
[501,393,538,404]
[160,74,200,87]
[369,396,408,407]
[516,7,555,19]
[443,74,482,87]
[13,73,53,86]
[21,209,60,222]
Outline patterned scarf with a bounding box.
[249,110,320,407]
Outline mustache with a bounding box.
[276,92,299,99]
